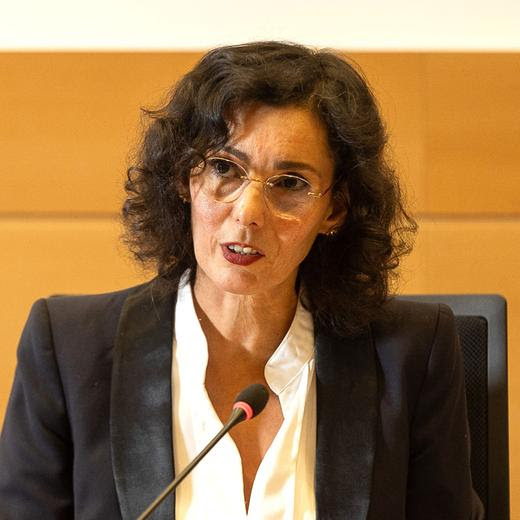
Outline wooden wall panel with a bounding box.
[424,54,520,214]
[0,53,200,214]
[1,51,519,517]
[399,218,520,512]
[2,53,519,216]
[2,217,518,513]
[352,54,427,211]
[0,218,149,418]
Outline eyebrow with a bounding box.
[222,145,319,175]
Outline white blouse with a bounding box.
[171,275,317,519]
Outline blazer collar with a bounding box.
[110,281,378,520]
[110,280,177,519]
[315,326,378,519]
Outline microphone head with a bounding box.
[233,383,269,421]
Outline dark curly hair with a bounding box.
[123,41,417,336]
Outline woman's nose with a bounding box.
[232,180,267,228]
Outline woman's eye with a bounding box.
[207,159,244,180]
[272,175,310,191]
[209,159,232,176]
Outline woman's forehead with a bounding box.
[223,104,335,175]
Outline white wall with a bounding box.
[1,0,519,51]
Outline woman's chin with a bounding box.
[216,270,262,296]
[194,262,298,299]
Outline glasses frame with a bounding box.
[196,156,334,210]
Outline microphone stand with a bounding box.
[136,407,245,520]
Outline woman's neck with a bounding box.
[192,271,298,363]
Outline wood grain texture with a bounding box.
[423,54,520,214]
[0,218,149,423]
[400,217,520,517]
[1,52,518,215]
[1,51,519,517]
[350,53,427,211]
[0,53,200,214]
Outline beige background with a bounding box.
[1,52,518,515]
[2,0,520,51]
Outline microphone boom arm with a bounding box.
[136,407,245,520]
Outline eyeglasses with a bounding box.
[190,157,333,218]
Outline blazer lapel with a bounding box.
[110,280,176,520]
[315,327,378,520]
[109,280,378,518]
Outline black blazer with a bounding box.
[0,280,484,519]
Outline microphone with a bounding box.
[136,383,269,520]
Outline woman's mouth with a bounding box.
[226,244,260,255]
[221,243,264,266]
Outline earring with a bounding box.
[326,228,338,237]
[179,193,190,203]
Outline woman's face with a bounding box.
[189,103,344,297]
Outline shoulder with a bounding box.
[374,298,455,343]
[30,279,164,335]
[43,280,154,319]
[370,298,461,415]
[371,298,457,360]
[22,280,158,371]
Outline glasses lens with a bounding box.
[266,175,313,216]
[198,158,246,202]
[192,158,322,218]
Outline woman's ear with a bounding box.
[319,191,348,235]
[176,177,192,203]
[179,191,191,203]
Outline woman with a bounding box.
[0,42,483,519]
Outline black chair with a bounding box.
[398,294,509,519]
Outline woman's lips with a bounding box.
[221,243,264,266]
